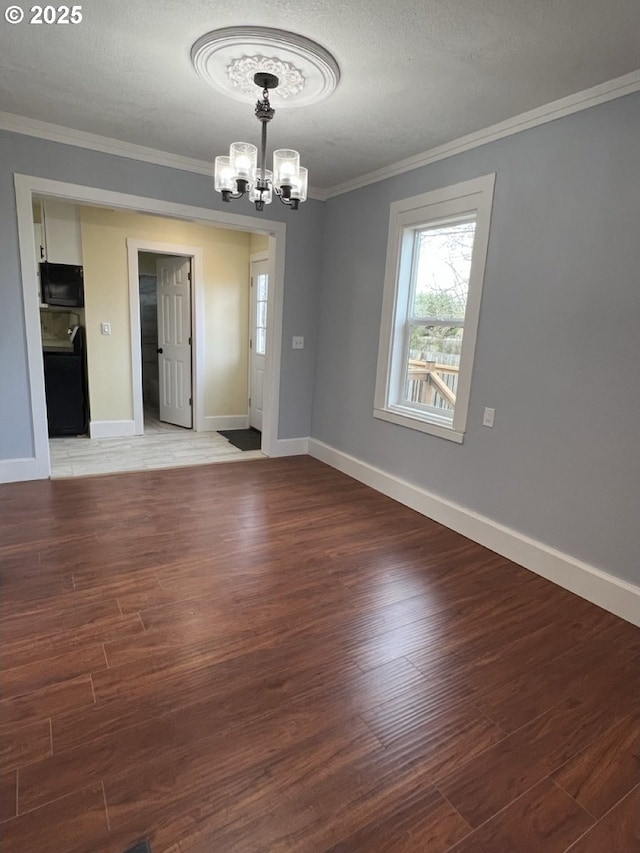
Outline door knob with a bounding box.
[157,347,163,354]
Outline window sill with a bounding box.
[373,406,465,443]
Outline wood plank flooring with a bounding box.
[1,456,638,852]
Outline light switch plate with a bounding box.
[101,322,111,336]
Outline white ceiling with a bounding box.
[1,0,639,190]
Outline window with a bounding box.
[374,174,495,443]
[255,272,268,355]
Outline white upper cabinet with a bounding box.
[40,199,83,265]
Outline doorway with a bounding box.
[14,174,287,481]
[139,251,193,431]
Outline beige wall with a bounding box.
[80,207,252,423]
[137,251,160,276]
[249,232,269,254]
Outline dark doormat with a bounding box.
[218,427,262,451]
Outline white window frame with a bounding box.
[374,174,495,443]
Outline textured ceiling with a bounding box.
[1,0,639,189]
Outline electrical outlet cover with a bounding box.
[482,407,495,427]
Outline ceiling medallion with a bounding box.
[226,56,305,100]
[190,26,340,107]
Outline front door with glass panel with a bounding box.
[249,258,269,431]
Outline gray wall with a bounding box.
[311,92,640,586]
[0,131,325,459]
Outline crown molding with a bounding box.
[323,69,640,199]
[1,69,638,204]
[0,112,216,174]
[308,185,329,201]
[0,111,327,201]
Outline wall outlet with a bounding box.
[482,407,496,428]
[101,322,111,336]
[292,336,304,349]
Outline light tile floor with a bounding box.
[49,413,264,478]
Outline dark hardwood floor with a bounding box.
[1,456,638,852]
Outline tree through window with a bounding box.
[374,175,495,442]
[405,219,477,415]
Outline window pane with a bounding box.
[256,327,266,355]
[411,220,476,320]
[257,274,268,301]
[405,325,463,412]
[257,300,267,329]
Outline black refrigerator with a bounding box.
[43,328,88,436]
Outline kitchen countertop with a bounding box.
[43,340,74,352]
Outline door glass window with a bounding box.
[255,273,268,355]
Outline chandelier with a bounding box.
[214,72,308,212]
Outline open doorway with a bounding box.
[139,251,193,432]
[14,175,287,481]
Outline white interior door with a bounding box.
[249,258,269,431]
[157,256,192,428]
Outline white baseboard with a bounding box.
[89,420,136,439]
[308,439,640,626]
[267,437,310,458]
[0,457,43,483]
[203,415,250,432]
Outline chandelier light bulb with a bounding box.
[273,149,300,188]
[214,156,235,192]
[230,142,258,183]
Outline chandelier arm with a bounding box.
[273,186,297,208]
[277,197,298,209]
[274,184,292,201]
[221,184,248,203]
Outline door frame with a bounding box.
[249,250,270,432]
[128,242,202,434]
[14,173,287,479]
